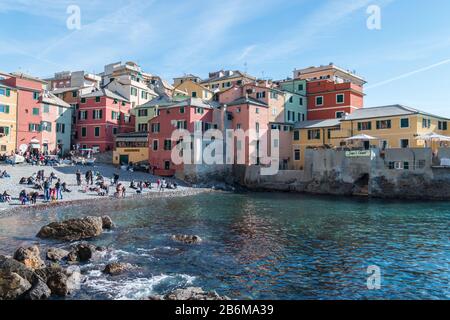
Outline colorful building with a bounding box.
[0,80,17,155]
[113,132,149,165]
[76,88,134,152]
[173,79,214,100]
[277,78,307,123]
[147,98,219,175]
[291,105,450,169]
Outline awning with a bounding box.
[31,144,40,149]
[345,134,378,141]
[415,132,450,141]
[30,138,40,144]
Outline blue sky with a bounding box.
[1,0,450,116]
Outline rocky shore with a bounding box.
[0,215,228,301]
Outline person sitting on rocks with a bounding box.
[33,182,43,191]
[0,170,11,178]
[115,183,123,198]
[19,190,29,205]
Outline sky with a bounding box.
[1,0,450,116]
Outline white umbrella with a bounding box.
[415,132,450,141]
[30,138,40,144]
[345,134,378,141]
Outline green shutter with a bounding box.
[5,105,9,114]
[6,89,10,97]
[4,127,9,135]
[358,123,362,131]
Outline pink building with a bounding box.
[148,98,219,175]
[2,73,47,153]
[76,88,134,152]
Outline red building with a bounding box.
[306,80,364,120]
[148,98,219,175]
[75,88,135,152]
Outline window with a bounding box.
[0,127,10,136]
[93,109,103,119]
[192,91,197,98]
[336,112,345,119]
[138,109,148,117]
[298,84,304,91]
[438,121,448,130]
[79,110,88,120]
[422,118,431,128]
[400,118,409,128]
[358,121,372,131]
[177,120,187,129]
[95,96,101,103]
[336,94,344,104]
[272,108,277,116]
[236,124,242,129]
[294,130,300,141]
[376,120,391,129]
[315,96,323,106]
[164,139,172,150]
[131,87,138,96]
[113,127,118,135]
[256,91,266,99]
[151,123,160,133]
[0,105,10,114]
[33,92,39,100]
[32,108,40,116]
[81,127,87,137]
[195,107,204,114]
[236,108,241,113]
[308,129,320,140]
[56,123,65,134]
[29,123,41,132]
[91,126,100,137]
[111,111,120,120]
[270,91,278,99]
[288,96,293,103]
[255,108,260,114]
[153,140,158,151]
[41,122,51,132]
[72,91,78,98]
[80,98,86,104]
[299,97,303,106]
[294,149,301,161]
[404,161,410,170]
[141,91,148,99]
[138,123,148,132]
[43,104,49,113]
[400,139,409,148]
[180,107,185,114]
[256,122,260,133]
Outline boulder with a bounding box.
[36,216,106,241]
[0,271,32,300]
[47,271,69,297]
[46,248,70,262]
[103,262,129,276]
[172,234,202,244]
[67,243,98,263]
[13,246,45,270]
[163,287,229,300]
[0,255,36,284]
[24,279,51,300]
[101,216,115,229]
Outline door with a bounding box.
[119,155,129,165]
[363,141,370,150]
[164,161,171,170]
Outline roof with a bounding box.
[294,119,341,129]
[343,105,450,121]
[80,87,129,102]
[0,81,16,90]
[51,86,81,94]
[226,96,268,108]
[171,97,220,109]
[137,95,176,108]
[173,74,201,80]
[201,70,256,84]
[41,92,71,108]
[10,72,48,84]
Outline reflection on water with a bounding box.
[0,192,449,300]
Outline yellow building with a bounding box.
[201,70,256,92]
[113,132,149,165]
[173,79,213,100]
[0,82,18,155]
[292,105,450,169]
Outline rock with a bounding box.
[65,266,81,293]
[172,234,202,244]
[46,248,70,262]
[163,287,229,300]
[47,271,69,297]
[0,271,32,300]
[101,216,115,229]
[0,255,36,284]
[36,216,106,241]
[24,279,51,300]
[13,246,45,270]
[67,243,98,263]
[103,263,129,276]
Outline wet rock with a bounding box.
[103,262,129,276]
[172,234,202,244]
[46,248,70,262]
[24,279,51,300]
[163,287,229,300]
[101,216,115,229]
[67,243,98,263]
[36,216,106,241]
[0,255,36,284]
[0,271,32,300]
[65,266,81,293]
[13,246,45,270]
[47,271,69,296]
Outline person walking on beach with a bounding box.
[113,173,120,186]
[76,169,82,186]
[55,179,63,200]
[43,179,50,202]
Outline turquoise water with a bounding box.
[0,192,448,300]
